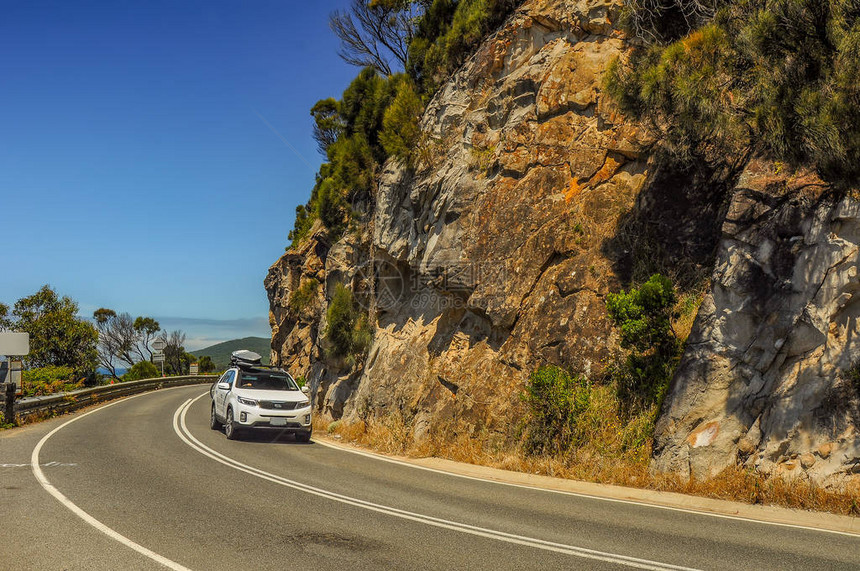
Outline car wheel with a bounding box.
[225,407,239,440]
[209,403,221,430]
[295,430,312,443]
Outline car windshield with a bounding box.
[237,371,299,391]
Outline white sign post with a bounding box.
[151,339,166,377]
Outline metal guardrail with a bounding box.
[12,375,217,423]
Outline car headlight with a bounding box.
[295,399,310,409]
[237,396,258,407]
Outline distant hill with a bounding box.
[191,337,271,368]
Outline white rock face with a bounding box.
[652,160,860,485]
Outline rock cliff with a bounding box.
[267,0,653,440]
[652,160,860,485]
[266,0,860,484]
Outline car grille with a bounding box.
[259,400,299,410]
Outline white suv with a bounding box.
[209,352,312,441]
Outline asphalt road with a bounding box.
[1,384,858,570]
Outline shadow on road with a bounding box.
[229,430,315,446]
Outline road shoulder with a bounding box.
[314,435,860,537]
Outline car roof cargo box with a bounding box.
[231,350,262,368]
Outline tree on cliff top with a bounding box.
[330,0,421,76]
[289,0,521,246]
[325,284,373,362]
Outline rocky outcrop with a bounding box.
[265,221,327,377]
[268,0,653,438]
[652,160,860,484]
[266,0,860,485]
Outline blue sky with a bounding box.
[0,0,355,349]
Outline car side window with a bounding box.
[223,370,236,386]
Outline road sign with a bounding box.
[189,363,198,375]
[152,354,165,363]
[0,332,29,356]
[151,339,166,351]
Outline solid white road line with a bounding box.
[175,395,700,571]
[314,436,860,538]
[31,390,192,571]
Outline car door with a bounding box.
[214,370,235,416]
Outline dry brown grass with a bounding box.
[319,407,860,517]
[673,285,707,342]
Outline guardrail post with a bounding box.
[3,383,16,426]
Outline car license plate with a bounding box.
[270,417,287,426]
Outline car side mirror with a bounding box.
[301,385,310,396]
[217,382,230,390]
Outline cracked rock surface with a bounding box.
[268,0,650,441]
[266,1,860,485]
[652,159,860,485]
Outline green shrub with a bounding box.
[287,204,314,246]
[522,365,591,455]
[409,0,519,93]
[606,274,681,412]
[286,1,520,246]
[123,360,160,382]
[288,70,403,244]
[21,366,83,397]
[607,0,860,186]
[288,279,320,315]
[380,78,424,165]
[325,284,373,361]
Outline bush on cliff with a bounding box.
[408,0,520,93]
[288,279,320,316]
[521,276,682,459]
[521,365,657,461]
[325,284,373,362]
[606,274,681,412]
[607,0,860,186]
[380,78,424,165]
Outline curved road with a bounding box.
[1,385,858,570]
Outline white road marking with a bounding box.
[1,462,77,467]
[314,438,860,538]
[32,390,192,571]
[175,394,700,571]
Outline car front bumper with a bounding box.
[235,406,312,431]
